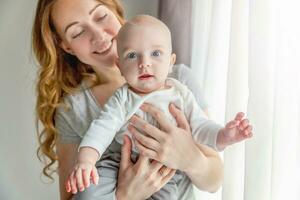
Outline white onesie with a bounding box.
[79,78,222,155]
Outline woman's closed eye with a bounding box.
[95,13,108,22]
[72,29,85,39]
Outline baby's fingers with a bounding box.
[65,179,71,193]
[91,166,99,185]
[82,169,91,188]
[75,169,84,192]
[70,172,78,194]
[235,112,245,121]
[242,125,253,136]
[239,119,249,131]
[225,120,239,129]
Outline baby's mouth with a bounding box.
[138,74,154,80]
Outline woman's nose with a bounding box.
[90,26,106,45]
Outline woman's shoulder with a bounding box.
[55,85,101,140]
[61,85,99,113]
[168,63,208,110]
[168,63,199,90]
[168,63,189,78]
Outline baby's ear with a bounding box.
[170,53,176,65]
[169,53,176,73]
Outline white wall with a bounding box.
[0,0,158,199]
[0,0,58,199]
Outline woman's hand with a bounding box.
[116,135,176,200]
[129,103,223,192]
[128,103,200,172]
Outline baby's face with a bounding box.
[117,23,175,94]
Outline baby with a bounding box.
[66,15,252,199]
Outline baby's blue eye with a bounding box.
[127,52,137,59]
[151,50,161,57]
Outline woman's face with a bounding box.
[51,0,122,67]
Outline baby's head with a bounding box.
[117,15,176,94]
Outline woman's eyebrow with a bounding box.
[65,22,79,33]
[64,4,103,33]
[89,4,102,15]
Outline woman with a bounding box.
[32,0,223,199]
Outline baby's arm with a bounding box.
[66,147,100,193]
[184,88,253,151]
[66,87,127,193]
[216,112,253,151]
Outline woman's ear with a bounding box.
[60,41,75,55]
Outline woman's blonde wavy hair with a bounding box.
[32,0,125,180]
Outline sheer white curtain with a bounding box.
[191,0,300,200]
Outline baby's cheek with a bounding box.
[121,71,131,80]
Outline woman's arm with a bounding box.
[168,103,223,192]
[57,142,79,200]
[184,143,223,192]
[129,103,223,192]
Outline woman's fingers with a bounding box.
[120,135,133,171]
[169,103,190,131]
[139,103,174,132]
[135,139,158,160]
[135,153,154,173]
[149,160,174,188]
[161,169,176,185]
[150,160,164,172]
[158,166,172,177]
[128,124,160,151]
[130,115,164,142]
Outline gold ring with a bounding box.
[159,168,165,176]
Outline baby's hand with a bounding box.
[65,161,99,194]
[218,112,253,150]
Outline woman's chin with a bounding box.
[92,54,118,68]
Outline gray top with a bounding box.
[55,63,206,200]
